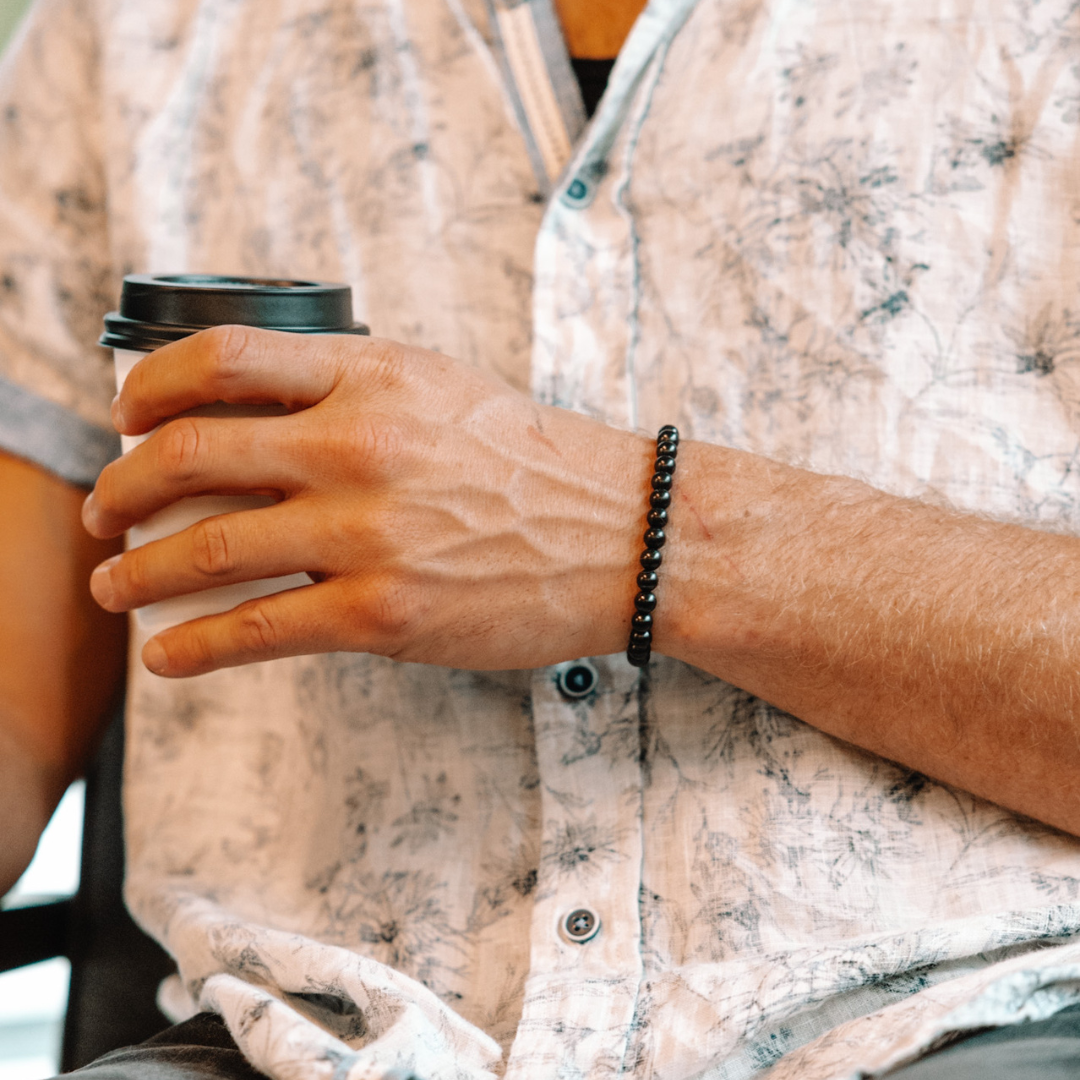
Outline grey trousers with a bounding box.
[57,1007,1080,1079]
[890,1004,1080,1079]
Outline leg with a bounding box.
[891,1004,1080,1079]
[57,1013,262,1080]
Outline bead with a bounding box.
[629,425,677,669]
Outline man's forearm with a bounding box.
[0,450,126,893]
[0,726,64,895]
[662,442,1080,834]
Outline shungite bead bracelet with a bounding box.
[627,425,678,667]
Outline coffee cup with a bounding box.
[100,273,369,633]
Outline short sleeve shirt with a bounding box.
[4,1,1080,1078]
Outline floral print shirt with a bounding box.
[3,0,1080,1077]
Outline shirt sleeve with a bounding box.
[0,0,120,488]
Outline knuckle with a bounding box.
[200,324,257,388]
[157,418,205,482]
[367,340,409,387]
[91,464,120,517]
[364,574,420,644]
[338,414,409,475]
[119,549,151,600]
[236,602,282,654]
[191,516,237,578]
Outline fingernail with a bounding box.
[111,395,126,432]
[143,638,169,675]
[89,556,120,609]
[81,493,97,531]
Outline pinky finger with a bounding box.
[141,580,353,677]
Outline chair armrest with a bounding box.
[0,898,72,973]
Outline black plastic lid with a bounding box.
[100,274,370,351]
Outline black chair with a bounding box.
[0,706,176,1071]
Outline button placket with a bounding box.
[505,658,646,1078]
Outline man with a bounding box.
[4,0,1080,1077]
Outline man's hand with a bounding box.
[83,327,649,677]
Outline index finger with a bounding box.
[114,324,357,436]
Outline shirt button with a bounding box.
[561,907,601,944]
[564,177,589,203]
[556,660,599,700]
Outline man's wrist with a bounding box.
[533,406,656,662]
[655,443,858,685]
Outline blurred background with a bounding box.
[0,2,85,1075]
[0,0,28,54]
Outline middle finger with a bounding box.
[90,498,328,613]
[84,413,305,538]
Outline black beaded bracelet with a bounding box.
[627,425,679,667]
